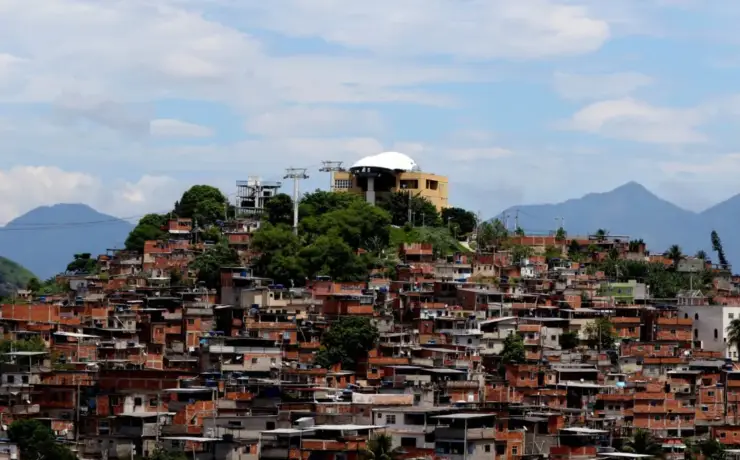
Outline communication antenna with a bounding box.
[319,161,345,191]
[284,168,309,235]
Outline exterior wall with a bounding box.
[332,170,449,211]
[679,305,739,358]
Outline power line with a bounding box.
[318,161,345,191]
[284,168,309,235]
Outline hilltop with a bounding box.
[0,256,36,298]
[0,204,133,279]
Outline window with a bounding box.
[685,313,689,319]
[654,415,661,421]
[708,391,715,397]
[467,338,472,344]
[425,179,439,190]
[21,375,28,384]
[512,447,518,456]
[695,329,699,339]
[134,397,142,406]
[187,319,195,325]
[695,313,699,320]
[654,345,661,351]
[551,335,556,341]
[485,445,491,453]
[731,313,736,319]
[334,179,352,189]
[252,358,258,364]
[150,398,158,407]
[6,375,13,383]
[628,327,635,333]
[386,414,396,424]
[715,329,719,340]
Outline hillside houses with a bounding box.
[2,216,740,460]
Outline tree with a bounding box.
[584,317,617,350]
[686,439,726,460]
[727,319,740,360]
[555,227,566,242]
[544,245,561,261]
[315,317,379,370]
[148,449,188,460]
[712,230,729,269]
[125,213,168,252]
[514,226,525,236]
[174,185,227,226]
[8,419,76,460]
[628,239,645,252]
[568,240,582,260]
[65,253,97,274]
[666,244,683,268]
[263,193,294,226]
[26,277,41,293]
[363,433,404,460]
[190,242,240,289]
[499,334,525,374]
[622,429,663,458]
[299,234,369,282]
[377,191,440,227]
[252,224,305,285]
[559,331,580,350]
[0,336,46,354]
[594,229,608,241]
[441,207,477,236]
[479,219,508,250]
[695,250,708,261]
[510,244,533,264]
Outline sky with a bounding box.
[1,0,740,224]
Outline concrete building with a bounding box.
[332,151,449,211]
[678,304,739,359]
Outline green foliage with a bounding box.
[727,319,740,357]
[555,227,566,241]
[510,244,533,264]
[299,235,370,281]
[251,224,305,285]
[686,438,726,460]
[544,245,561,261]
[26,277,41,292]
[500,333,525,365]
[622,429,664,458]
[567,239,582,260]
[0,257,36,299]
[559,331,580,350]
[628,239,644,252]
[478,219,508,250]
[174,185,227,226]
[695,250,708,261]
[363,433,404,460]
[666,244,683,267]
[584,317,617,350]
[125,213,168,252]
[597,258,713,299]
[389,226,467,259]
[594,228,608,241]
[0,336,46,354]
[315,316,379,370]
[8,419,76,460]
[514,226,525,236]
[377,191,441,227]
[190,242,240,289]
[65,253,97,274]
[147,449,188,460]
[712,230,729,269]
[264,193,294,226]
[441,207,477,235]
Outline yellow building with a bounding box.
[332,151,449,211]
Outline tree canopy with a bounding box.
[174,185,228,227]
[8,419,76,460]
[584,317,617,350]
[263,193,294,226]
[377,191,440,227]
[65,253,97,274]
[315,316,379,370]
[125,213,168,252]
[190,242,240,289]
[441,207,477,235]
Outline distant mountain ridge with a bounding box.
[499,182,739,268]
[0,204,134,279]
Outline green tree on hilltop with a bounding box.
[263,193,294,226]
[712,230,729,269]
[174,185,228,226]
[125,213,168,252]
[190,242,240,289]
[441,207,477,235]
[65,253,97,274]
[377,191,440,227]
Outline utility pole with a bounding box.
[515,210,519,231]
[284,168,309,235]
[319,161,345,191]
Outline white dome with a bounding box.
[350,151,419,172]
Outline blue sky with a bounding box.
[0,0,739,223]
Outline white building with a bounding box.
[678,305,740,360]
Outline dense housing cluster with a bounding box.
[0,162,738,460]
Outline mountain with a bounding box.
[0,204,134,279]
[499,182,723,263]
[0,256,36,298]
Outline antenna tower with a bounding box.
[284,168,309,235]
[319,161,345,191]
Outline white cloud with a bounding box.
[557,98,706,144]
[553,72,653,101]
[150,119,214,138]
[236,0,610,60]
[0,166,183,224]
[245,107,384,137]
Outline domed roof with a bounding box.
[350,151,419,172]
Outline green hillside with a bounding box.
[0,256,36,298]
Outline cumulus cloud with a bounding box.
[0,166,183,224]
[150,119,214,138]
[553,72,653,101]
[556,98,707,144]
[245,107,385,138]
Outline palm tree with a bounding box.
[666,244,683,268]
[363,434,404,460]
[555,227,566,242]
[686,438,726,460]
[695,250,708,261]
[727,319,740,360]
[595,229,608,241]
[622,429,663,458]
